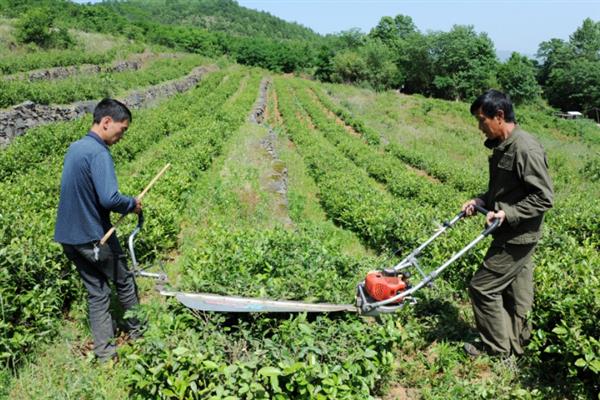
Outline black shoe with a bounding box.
[463,342,485,358]
[127,328,144,341]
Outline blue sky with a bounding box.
[237,0,599,55]
[73,0,599,55]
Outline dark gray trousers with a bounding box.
[62,238,141,359]
[469,242,537,356]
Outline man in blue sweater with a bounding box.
[55,98,142,363]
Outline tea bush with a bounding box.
[0,54,207,108]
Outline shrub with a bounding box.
[15,7,74,49]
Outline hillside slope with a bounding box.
[107,0,321,41]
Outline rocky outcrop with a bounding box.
[0,65,217,147]
[259,129,293,229]
[249,78,269,124]
[3,60,144,82]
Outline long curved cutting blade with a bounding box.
[173,292,357,313]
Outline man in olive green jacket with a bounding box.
[462,90,553,357]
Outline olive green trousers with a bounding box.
[469,242,537,356]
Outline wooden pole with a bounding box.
[99,163,171,246]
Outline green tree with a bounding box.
[545,59,600,114]
[15,7,54,47]
[536,38,573,86]
[330,39,402,91]
[0,0,59,17]
[570,18,600,60]
[393,14,417,39]
[497,52,541,104]
[361,39,404,90]
[331,49,367,84]
[369,16,397,45]
[369,14,416,46]
[335,28,366,49]
[429,25,498,101]
[232,36,278,70]
[276,40,315,73]
[368,14,419,92]
[314,43,336,81]
[397,32,433,94]
[537,19,600,116]
[318,29,366,82]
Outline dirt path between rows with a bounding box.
[252,78,294,229]
[265,81,283,127]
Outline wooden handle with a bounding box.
[137,163,171,200]
[99,163,171,245]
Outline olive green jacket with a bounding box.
[478,127,554,244]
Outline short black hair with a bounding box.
[93,98,132,124]
[470,90,516,123]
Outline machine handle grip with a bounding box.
[471,204,501,235]
[473,204,490,216]
[136,210,145,230]
[483,216,501,236]
[454,204,491,225]
[458,203,501,235]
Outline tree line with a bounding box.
[315,15,599,117]
[1,0,598,117]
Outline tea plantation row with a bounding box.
[0,54,207,108]
[0,67,256,366]
[303,80,600,397]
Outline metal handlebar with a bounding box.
[390,205,500,272]
[127,211,144,270]
[471,204,502,236]
[127,211,168,282]
[473,204,489,215]
[362,206,503,312]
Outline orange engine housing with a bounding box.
[365,271,407,303]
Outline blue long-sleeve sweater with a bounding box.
[54,131,135,245]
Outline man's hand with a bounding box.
[133,197,143,214]
[486,210,505,226]
[461,198,485,217]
